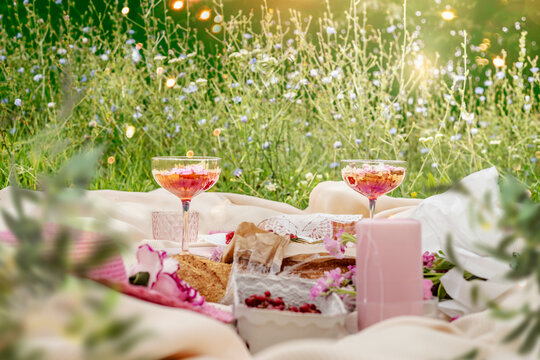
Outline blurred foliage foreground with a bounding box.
[0,0,538,206]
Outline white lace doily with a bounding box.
[258,213,362,243]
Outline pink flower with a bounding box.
[344,265,356,286]
[423,251,436,269]
[129,244,167,287]
[326,268,344,287]
[323,235,345,259]
[210,246,224,262]
[423,279,434,300]
[310,278,330,300]
[152,272,205,305]
[129,244,205,306]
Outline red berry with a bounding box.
[244,294,321,314]
[225,231,235,244]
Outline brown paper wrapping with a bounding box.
[221,222,289,274]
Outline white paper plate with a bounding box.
[202,233,228,246]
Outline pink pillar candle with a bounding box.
[356,219,423,330]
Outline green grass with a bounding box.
[0,0,538,208]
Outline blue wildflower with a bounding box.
[234,96,242,104]
[355,139,362,145]
[33,74,43,82]
[262,141,271,149]
[329,162,339,169]
[233,168,243,177]
[240,115,248,123]
[333,141,342,149]
[389,127,397,135]
[59,58,67,65]
[14,99,22,107]
[183,83,198,93]
[246,79,254,85]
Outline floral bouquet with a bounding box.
[309,230,470,314]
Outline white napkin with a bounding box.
[411,167,515,316]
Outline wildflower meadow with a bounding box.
[0,0,538,207]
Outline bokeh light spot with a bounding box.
[166,78,176,88]
[171,0,184,10]
[441,10,456,21]
[199,9,211,21]
[126,125,136,139]
[493,56,505,68]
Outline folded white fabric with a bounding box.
[411,167,514,316]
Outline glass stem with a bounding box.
[181,200,191,252]
[369,199,377,219]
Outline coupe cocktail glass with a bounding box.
[341,160,406,219]
[152,156,221,252]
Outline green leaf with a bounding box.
[452,348,479,360]
[502,315,533,343]
[129,272,150,287]
[444,234,463,272]
[518,317,540,354]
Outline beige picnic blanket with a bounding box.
[0,168,536,359]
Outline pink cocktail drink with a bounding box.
[342,164,405,200]
[153,165,220,201]
[151,157,221,252]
